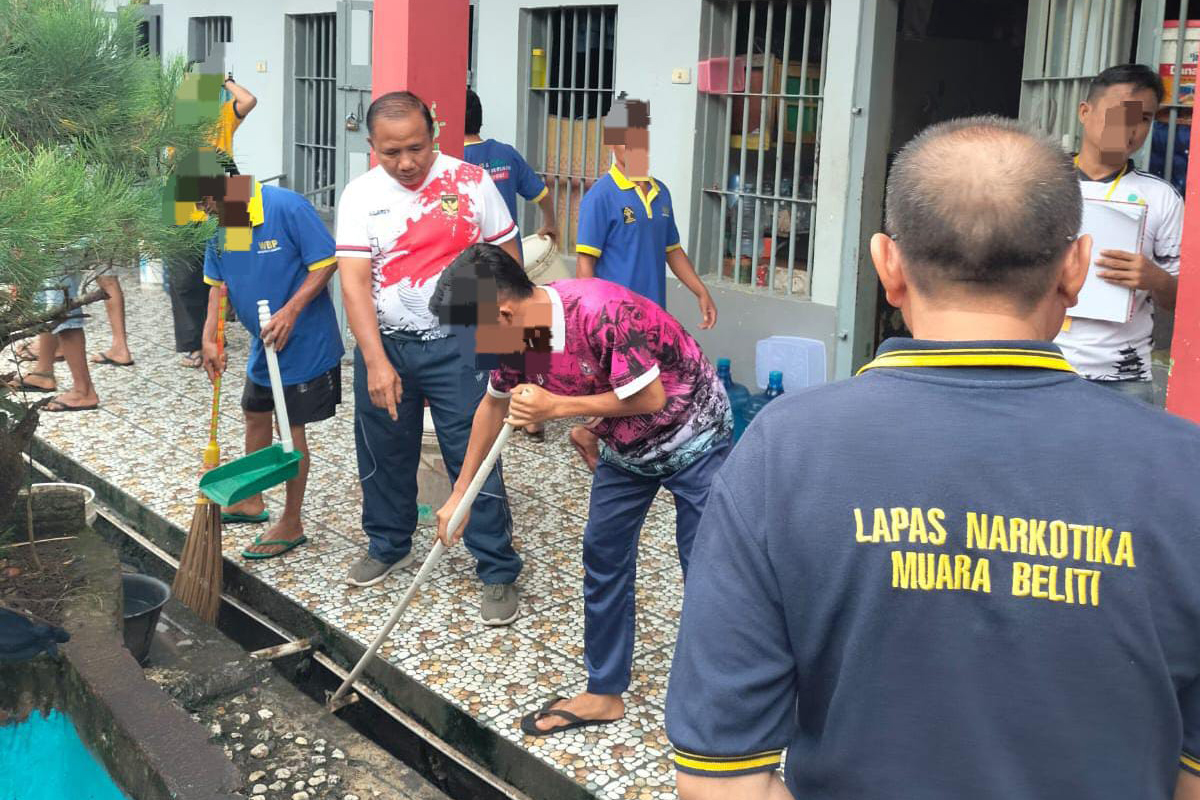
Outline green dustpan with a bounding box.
[199,444,303,506]
[199,298,304,507]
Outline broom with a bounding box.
[173,289,228,624]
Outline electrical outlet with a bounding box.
[256,61,267,73]
[671,68,691,84]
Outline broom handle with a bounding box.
[330,422,517,706]
[257,299,294,453]
[207,292,227,443]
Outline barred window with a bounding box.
[523,6,618,253]
[694,0,830,297]
[289,13,337,213]
[187,16,231,65]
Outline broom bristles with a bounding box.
[172,499,223,624]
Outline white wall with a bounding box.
[108,0,338,182]
[474,0,705,246]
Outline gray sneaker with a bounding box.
[480,583,519,626]
[344,552,415,587]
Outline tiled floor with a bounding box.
[8,271,683,800]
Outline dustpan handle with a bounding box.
[257,300,294,453]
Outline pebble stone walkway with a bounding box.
[10,269,686,800]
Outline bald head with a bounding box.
[885,116,1081,307]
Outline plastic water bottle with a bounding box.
[743,370,784,429]
[716,358,752,442]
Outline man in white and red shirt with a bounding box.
[336,91,524,625]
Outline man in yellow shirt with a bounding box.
[213,74,256,175]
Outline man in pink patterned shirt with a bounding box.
[430,243,731,736]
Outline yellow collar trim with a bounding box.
[857,348,1076,376]
[608,163,659,218]
[247,181,264,227]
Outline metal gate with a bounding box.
[1019,0,1144,153]
[332,0,373,343]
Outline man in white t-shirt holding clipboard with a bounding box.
[1057,64,1183,403]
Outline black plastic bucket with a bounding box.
[121,573,169,665]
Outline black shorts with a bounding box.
[242,365,341,426]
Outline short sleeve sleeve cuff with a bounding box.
[335,244,372,259]
[612,364,660,400]
[577,244,602,257]
[483,221,517,244]
[487,377,513,399]
[666,242,682,253]
[1183,752,1200,776]
[671,747,784,777]
[307,256,337,271]
[203,276,224,287]
[530,186,549,203]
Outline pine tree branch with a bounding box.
[0,288,108,346]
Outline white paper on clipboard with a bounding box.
[1072,198,1146,324]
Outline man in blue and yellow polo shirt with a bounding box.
[572,94,718,470]
[666,117,1200,800]
[200,174,343,560]
[576,94,716,324]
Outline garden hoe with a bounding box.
[198,299,304,506]
[327,419,519,713]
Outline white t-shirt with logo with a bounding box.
[1054,162,1183,381]
[335,153,517,336]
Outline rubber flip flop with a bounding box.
[241,534,307,560]
[43,399,98,413]
[90,354,134,367]
[5,372,55,393]
[519,696,621,737]
[12,343,62,363]
[222,510,270,524]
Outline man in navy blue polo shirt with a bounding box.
[200,174,344,560]
[464,88,559,260]
[666,117,1200,800]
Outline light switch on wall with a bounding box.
[256,61,268,73]
[671,68,691,84]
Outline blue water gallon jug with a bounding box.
[744,370,784,429]
[716,358,752,441]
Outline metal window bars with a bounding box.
[1157,0,1191,188]
[696,0,830,298]
[291,14,338,213]
[525,6,618,253]
[189,15,231,65]
[1019,0,1138,155]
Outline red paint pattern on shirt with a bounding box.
[379,163,480,289]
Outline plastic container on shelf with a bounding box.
[1161,21,1200,107]
[697,55,747,94]
[716,358,752,442]
[755,335,826,392]
[531,48,548,89]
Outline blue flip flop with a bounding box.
[222,510,270,524]
[241,534,307,560]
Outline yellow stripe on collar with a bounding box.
[247,181,264,227]
[857,349,1076,376]
[608,163,660,218]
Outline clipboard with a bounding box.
[1070,198,1146,324]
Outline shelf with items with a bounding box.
[728,54,822,150]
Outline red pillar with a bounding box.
[1167,118,1200,423]
[372,0,469,159]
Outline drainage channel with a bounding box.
[28,458,534,800]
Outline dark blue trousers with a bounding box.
[353,335,522,585]
[583,438,731,695]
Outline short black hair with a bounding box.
[1086,63,1165,105]
[884,115,1082,308]
[366,90,434,137]
[466,88,482,135]
[429,243,536,324]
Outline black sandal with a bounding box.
[519,696,621,737]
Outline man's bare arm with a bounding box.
[676,772,795,800]
[575,252,597,279]
[225,77,257,117]
[1177,769,1200,800]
